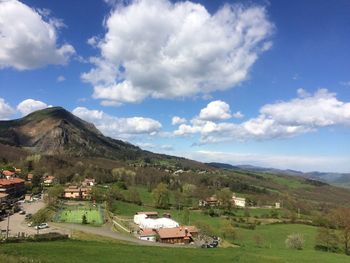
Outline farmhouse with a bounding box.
[1,170,15,178]
[82,178,95,187]
[158,227,196,244]
[232,194,246,208]
[198,195,220,207]
[139,228,157,242]
[27,173,33,181]
[0,177,26,198]
[139,226,198,244]
[64,186,91,200]
[43,175,56,186]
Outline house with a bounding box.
[275,202,281,209]
[0,177,26,198]
[27,174,33,181]
[157,227,194,244]
[199,195,220,207]
[43,175,56,186]
[64,186,91,200]
[232,194,246,208]
[82,178,95,187]
[2,170,15,178]
[139,228,157,242]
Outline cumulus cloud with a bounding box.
[0,98,15,119]
[17,99,50,116]
[0,0,75,70]
[187,150,350,173]
[82,0,274,105]
[57,75,66,82]
[171,116,186,125]
[174,89,350,144]
[72,107,162,139]
[199,100,232,121]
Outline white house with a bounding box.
[232,194,246,208]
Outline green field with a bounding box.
[1,237,349,263]
[57,204,103,225]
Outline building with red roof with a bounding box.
[0,177,26,199]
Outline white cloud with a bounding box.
[260,89,350,127]
[232,111,244,119]
[0,98,15,119]
[57,75,66,82]
[17,99,50,116]
[199,100,232,121]
[340,81,350,87]
[187,150,350,173]
[82,0,274,105]
[0,0,75,70]
[171,116,186,125]
[174,89,350,144]
[72,107,162,139]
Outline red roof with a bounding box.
[2,170,15,177]
[27,174,34,179]
[139,228,157,236]
[0,178,25,186]
[158,227,192,239]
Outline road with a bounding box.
[0,200,68,237]
[54,222,195,248]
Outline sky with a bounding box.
[0,0,350,173]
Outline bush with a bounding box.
[285,233,305,250]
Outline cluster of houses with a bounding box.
[63,178,95,200]
[134,211,198,244]
[199,193,247,208]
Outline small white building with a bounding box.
[275,202,281,209]
[232,194,246,208]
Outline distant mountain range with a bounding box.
[207,162,350,188]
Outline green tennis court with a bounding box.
[58,204,104,225]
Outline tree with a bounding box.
[126,187,142,205]
[152,183,170,209]
[91,187,105,203]
[331,207,350,255]
[182,208,190,225]
[46,185,64,206]
[82,214,88,224]
[315,227,339,252]
[285,233,305,250]
[217,188,232,212]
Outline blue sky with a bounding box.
[0,0,350,172]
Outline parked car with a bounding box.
[27,222,33,227]
[19,210,26,215]
[34,223,49,230]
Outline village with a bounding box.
[0,166,284,247]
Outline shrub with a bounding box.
[285,233,305,250]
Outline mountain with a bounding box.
[206,162,350,188]
[0,107,144,159]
